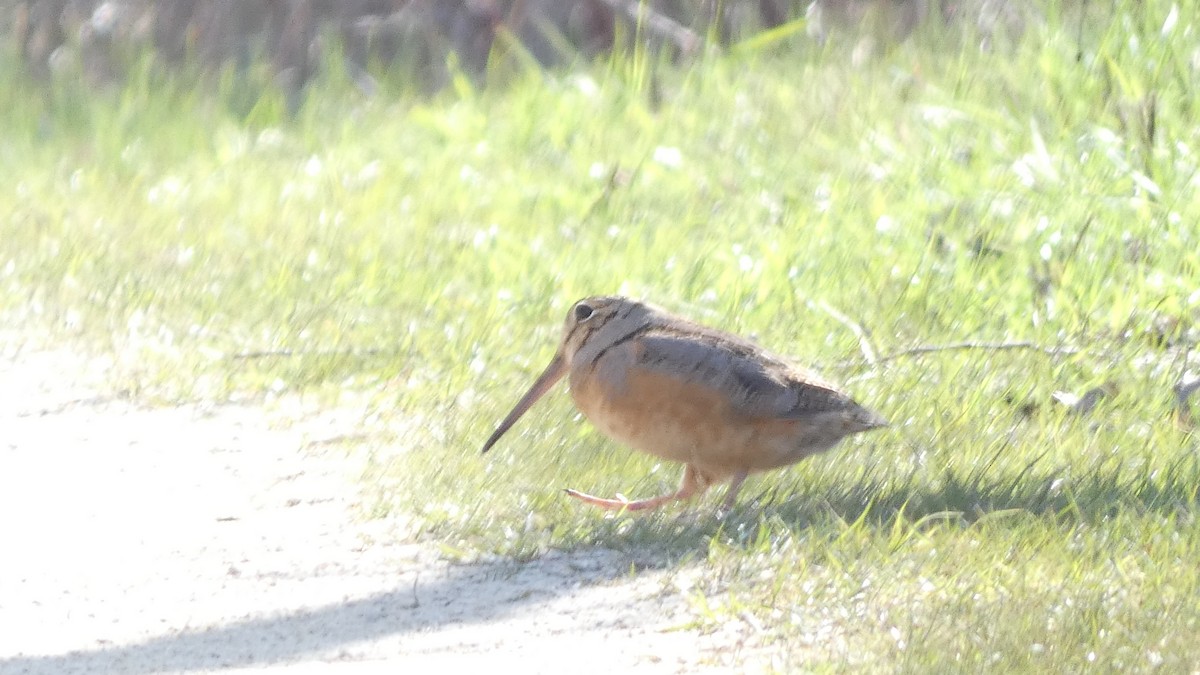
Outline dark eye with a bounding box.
[574,303,595,321]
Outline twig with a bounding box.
[812,300,878,366]
[408,571,420,609]
[230,347,390,361]
[1175,377,1200,428]
[875,341,1080,364]
[1052,383,1116,416]
[597,0,703,55]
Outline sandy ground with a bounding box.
[0,344,759,674]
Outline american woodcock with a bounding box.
[481,296,887,511]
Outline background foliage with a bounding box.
[2,0,1198,670]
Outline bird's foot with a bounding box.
[564,488,677,512]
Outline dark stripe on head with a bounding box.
[565,316,596,350]
[586,321,653,368]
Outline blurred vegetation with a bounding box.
[6,0,1044,98]
[2,0,1199,670]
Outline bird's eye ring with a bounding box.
[574,303,595,321]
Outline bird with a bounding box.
[481,295,887,512]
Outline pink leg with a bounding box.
[720,470,750,513]
[565,465,709,512]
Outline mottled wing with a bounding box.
[633,327,862,422]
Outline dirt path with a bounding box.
[0,345,754,673]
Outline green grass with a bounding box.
[3,3,1199,670]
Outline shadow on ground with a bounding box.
[3,545,662,674]
[559,448,1200,557]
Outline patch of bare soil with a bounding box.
[0,343,761,674]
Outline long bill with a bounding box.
[480,353,568,454]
